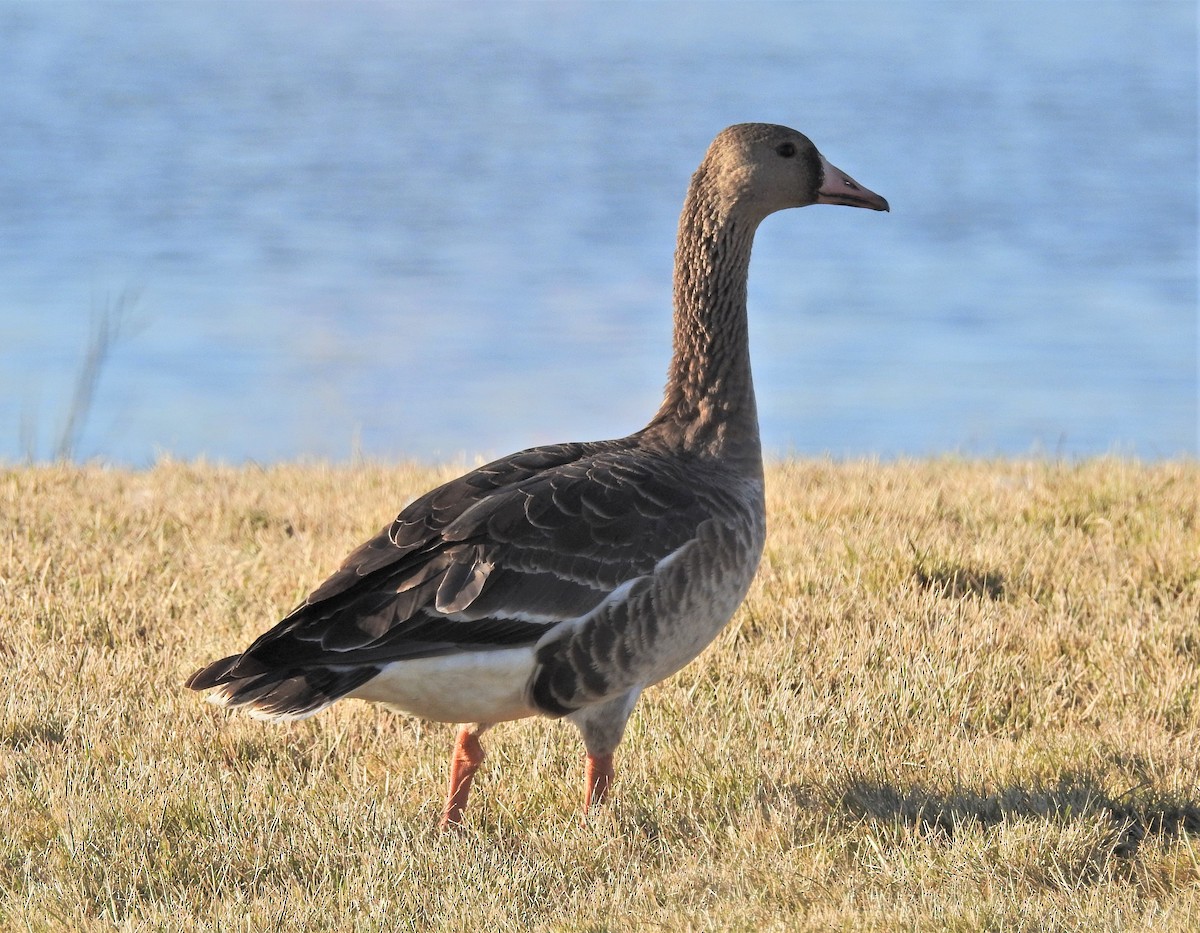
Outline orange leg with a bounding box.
[440,726,486,830]
[583,752,615,815]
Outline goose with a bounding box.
[186,123,888,829]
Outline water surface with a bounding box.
[1,1,1195,464]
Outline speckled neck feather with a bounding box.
[645,160,761,469]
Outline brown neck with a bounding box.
[643,168,762,468]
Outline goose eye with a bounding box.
[775,142,796,158]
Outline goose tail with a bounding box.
[185,655,380,721]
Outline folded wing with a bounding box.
[186,438,720,718]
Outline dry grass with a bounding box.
[2,458,1198,931]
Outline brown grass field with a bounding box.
[2,459,1198,931]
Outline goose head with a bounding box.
[700,123,889,223]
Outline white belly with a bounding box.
[347,647,539,724]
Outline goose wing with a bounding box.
[189,439,722,686]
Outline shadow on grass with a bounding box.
[838,773,1200,857]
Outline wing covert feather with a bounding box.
[224,439,732,676]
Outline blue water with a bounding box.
[1,1,1195,464]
